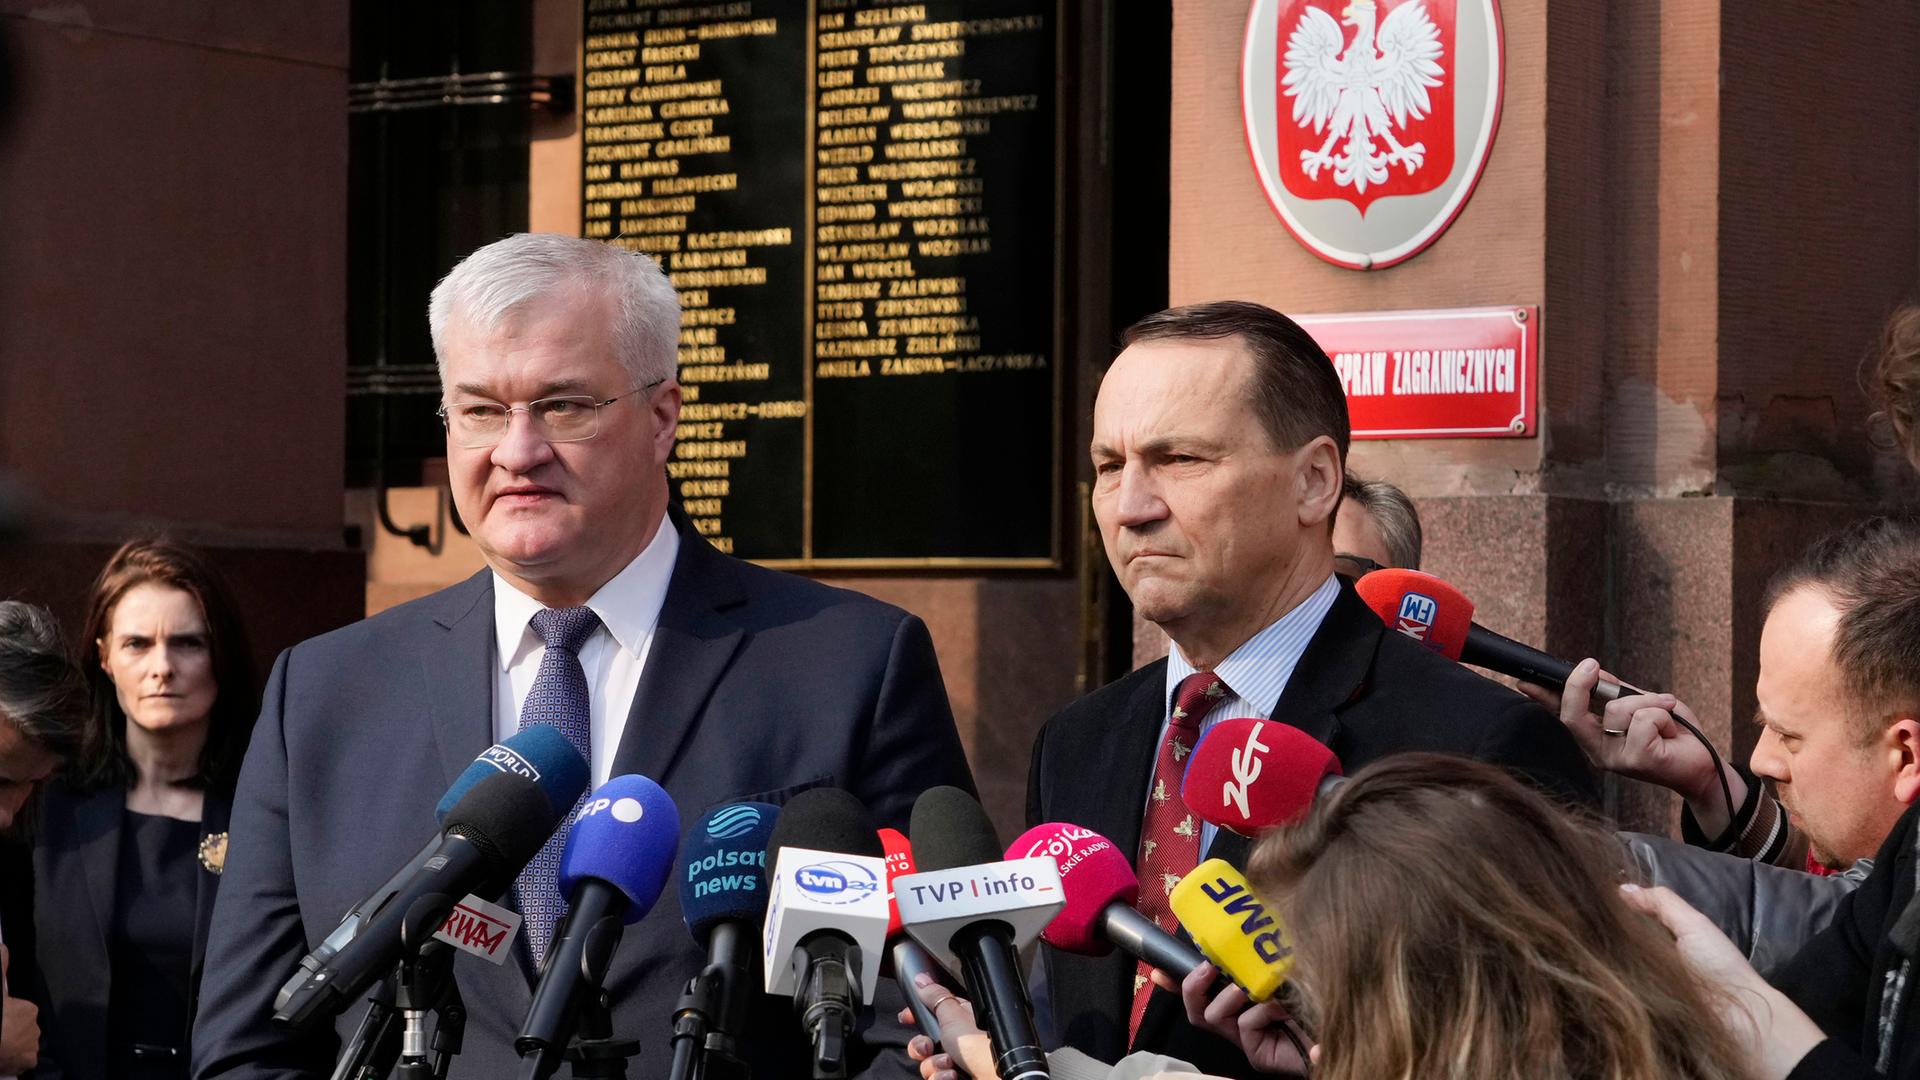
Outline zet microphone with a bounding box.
[879,827,946,1042]
[275,768,575,1029]
[898,787,1060,1080]
[670,801,780,1080]
[1354,568,1630,701]
[762,788,890,1079]
[1167,859,1295,1003]
[274,726,589,1020]
[1009,822,1206,978]
[516,774,680,1079]
[1182,718,1344,836]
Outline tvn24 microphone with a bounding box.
[762,788,891,1079]
[1354,568,1630,701]
[671,801,780,1080]
[274,765,583,1030]
[1167,859,1295,1003]
[516,774,680,1080]
[274,727,589,1022]
[1181,718,1344,835]
[1009,822,1207,977]
[879,827,946,1043]
[897,787,1060,1080]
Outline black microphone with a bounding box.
[273,769,573,1030]
[910,787,1051,1080]
[762,788,891,1079]
[515,775,680,1080]
[671,801,780,1080]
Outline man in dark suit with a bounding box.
[192,234,973,1078]
[1028,301,1596,1077]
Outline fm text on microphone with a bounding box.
[672,800,779,1080]
[273,729,589,1030]
[1355,568,1631,701]
[761,788,891,1079]
[515,774,679,1080]
[896,786,1059,1080]
[1182,717,1344,836]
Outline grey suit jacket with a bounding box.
[191,514,975,1078]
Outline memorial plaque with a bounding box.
[581,0,1059,566]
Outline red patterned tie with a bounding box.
[1128,670,1228,1043]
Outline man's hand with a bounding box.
[0,945,40,1074]
[1147,963,1308,1076]
[1619,884,1824,1080]
[1541,660,1746,837]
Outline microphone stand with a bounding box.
[667,924,751,1080]
[562,989,638,1078]
[392,938,465,1079]
[329,973,401,1080]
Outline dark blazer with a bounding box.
[1774,802,1920,1079]
[1027,580,1598,1077]
[191,514,974,1079]
[31,781,232,1079]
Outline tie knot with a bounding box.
[1170,671,1228,730]
[531,606,601,655]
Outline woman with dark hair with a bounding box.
[32,539,257,1079]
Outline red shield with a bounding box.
[1275,0,1456,215]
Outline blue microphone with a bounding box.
[668,803,781,1080]
[276,725,590,1020]
[515,775,680,1077]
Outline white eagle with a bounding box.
[1282,0,1445,193]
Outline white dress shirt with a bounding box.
[1155,573,1342,852]
[492,511,680,786]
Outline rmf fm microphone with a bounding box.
[1354,568,1631,701]
[1182,718,1345,836]
[515,774,680,1080]
[1167,859,1296,1003]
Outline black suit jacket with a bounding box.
[191,514,975,1079]
[1027,580,1598,1076]
[30,781,231,1079]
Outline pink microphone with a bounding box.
[1009,822,1208,978]
[1181,717,1344,835]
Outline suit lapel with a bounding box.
[1268,582,1381,748]
[610,517,744,783]
[74,788,124,965]
[188,794,232,1026]
[423,571,498,789]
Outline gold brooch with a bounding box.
[199,831,228,875]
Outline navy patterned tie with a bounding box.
[514,606,600,966]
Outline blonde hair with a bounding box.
[1247,755,1745,1080]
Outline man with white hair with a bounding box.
[193,234,972,1078]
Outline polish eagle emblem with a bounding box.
[1282,0,1446,196]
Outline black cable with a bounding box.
[1619,682,1738,833]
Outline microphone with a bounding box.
[1354,568,1630,701]
[670,801,780,1080]
[1167,859,1295,1003]
[1181,718,1344,835]
[273,765,583,1029]
[898,787,1059,1080]
[879,827,945,1041]
[274,727,589,1018]
[761,788,890,1079]
[515,774,680,1078]
[1009,822,1207,976]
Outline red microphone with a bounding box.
[879,827,945,1041]
[1181,718,1344,835]
[1008,823,1209,978]
[1354,568,1628,702]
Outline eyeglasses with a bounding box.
[1334,553,1386,578]
[437,380,664,448]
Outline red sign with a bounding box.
[1294,306,1536,439]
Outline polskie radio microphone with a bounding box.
[761,788,890,1080]
[897,787,1060,1080]
[1355,568,1631,702]
[274,763,583,1030]
[516,774,680,1080]
[1181,718,1344,836]
[274,726,589,1022]
[1009,822,1207,978]
[1168,859,1295,1003]
[879,827,946,1043]
[670,801,779,1080]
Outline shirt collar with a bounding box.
[493,510,681,670]
[1165,573,1342,717]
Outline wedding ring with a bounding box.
[1601,726,1629,737]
